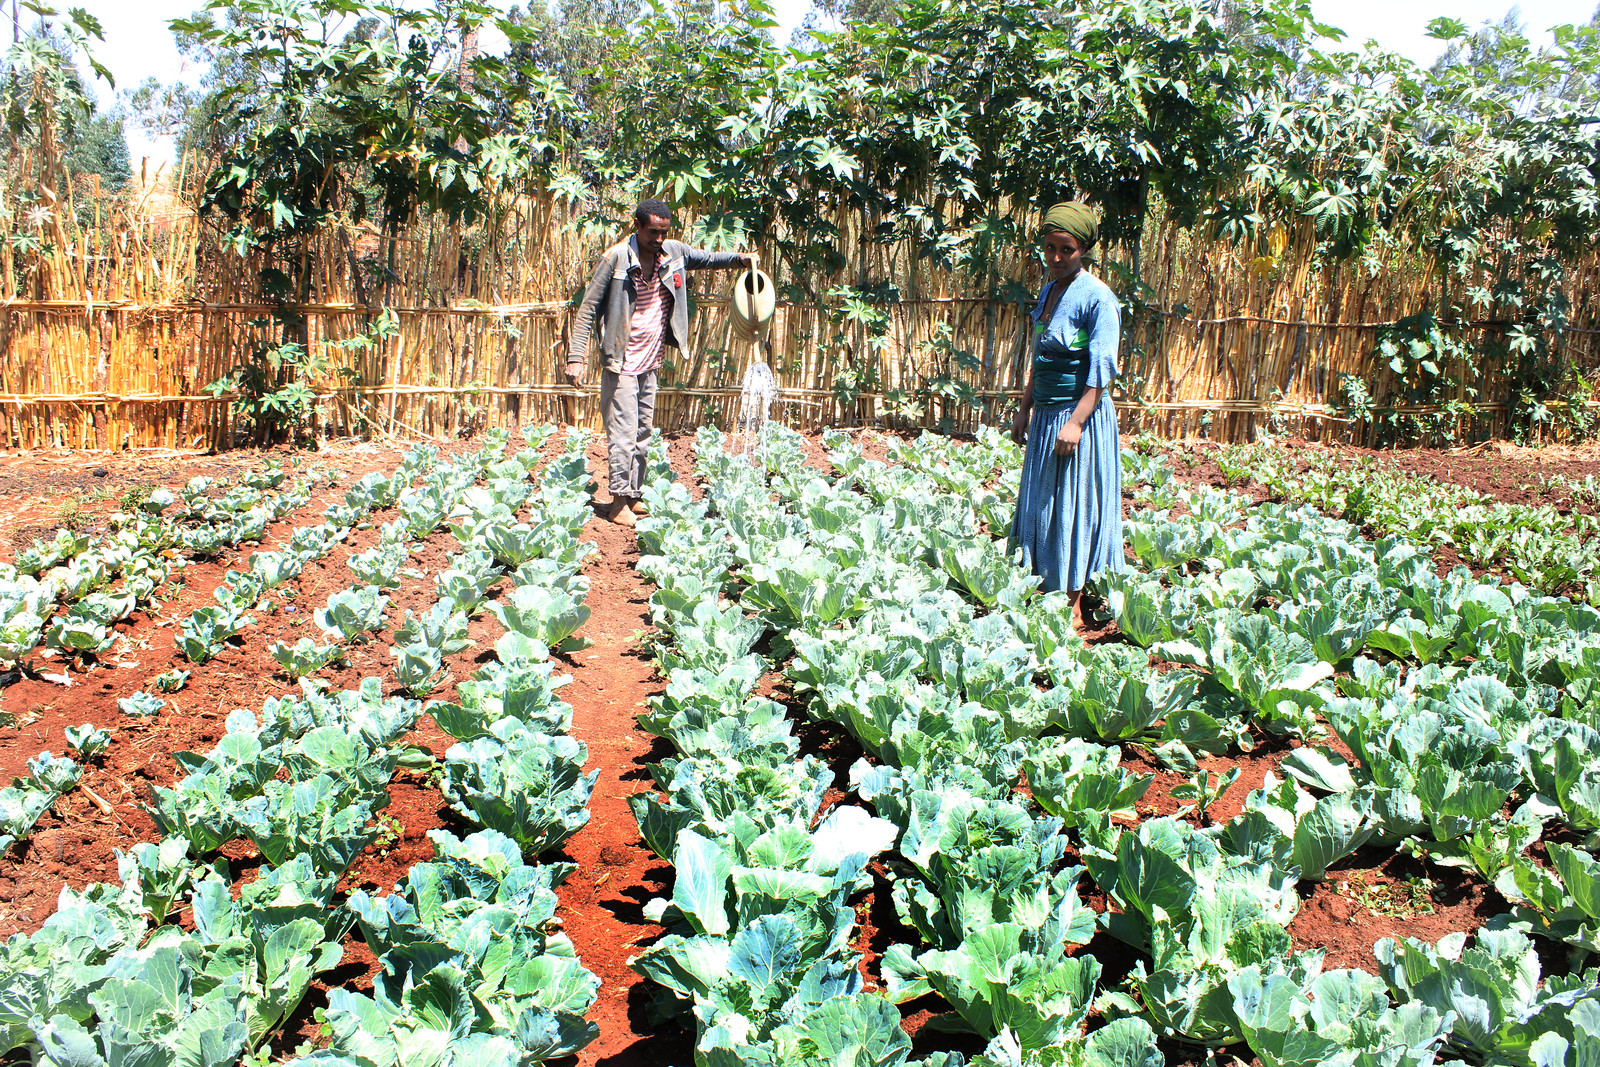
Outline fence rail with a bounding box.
[5,298,1593,449]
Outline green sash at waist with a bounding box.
[1032,341,1087,407]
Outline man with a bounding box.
[565,199,757,525]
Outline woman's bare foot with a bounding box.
[1068,588,1086,631]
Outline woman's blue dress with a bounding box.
[1010,270,1126,593]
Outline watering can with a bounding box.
[729,267,776,343]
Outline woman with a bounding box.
[1010,201,1125,626]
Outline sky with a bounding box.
[75,0,1600,167]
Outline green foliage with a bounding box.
[62,723,111,761]
[0,752,81,853]
[152,668,189,692]
[176,605,252,663]
[269,637,344,680]
[2,10,113,142]
[343,829,600,1062]
[315,584,389,643]
[190,0,573,245]
[61,111,130,192]
[618,422,1600,1064]
[2,0,1597,439]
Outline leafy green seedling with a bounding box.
[63,723,111,760]
[118,691,164,718]
[1172,765,1241,825]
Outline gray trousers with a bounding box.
[600,368,657,498]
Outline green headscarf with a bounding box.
[1040,201,1099,254]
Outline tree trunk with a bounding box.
[453,24,481,153]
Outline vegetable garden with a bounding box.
[1,423,1599,1066]
[1,0,1599,1058]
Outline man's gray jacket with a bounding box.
[567,237,747,375]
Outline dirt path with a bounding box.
[557,439,692,1067]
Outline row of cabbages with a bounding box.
[627,422,1598,1067]
[2,448,442,854]
[0,461,334,857]
[1210,438,1600,603]
[894,431,1600,955]
[171,438,510,676]
[1103,454,1600,968]
[851,431,1600,1062]
[0,459,320,668]
[634,426,1165,1066]
[0,427,603,1067]
[289,426,604,1067]
[622,431,968,1067]
[926,432,1600,1063]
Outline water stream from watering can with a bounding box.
[732,360,779,459]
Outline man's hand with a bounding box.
[1054,421,1082,457]
[744,252,759,270]
[565,365,586,389]
[1011,407,1028,447]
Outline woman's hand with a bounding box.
[1054,421,1082,456]
[1011,407,1028,446]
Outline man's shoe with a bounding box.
[606,498,637,526]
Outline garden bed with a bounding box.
[0,428,1594,1066]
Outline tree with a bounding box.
[63,109,130,191]
[1,14,123,233]
[125,76,202,142]
[1554,4,1600,106]
[1427,8,1534,112]
[498,0,638,155]
[184,0,583,443]
[794,0,903,43]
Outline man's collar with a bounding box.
[627,235,667,274]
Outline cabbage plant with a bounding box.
[176,605,252,662]
[487,586,590,653]
[118,691,164,718]
[269,638,345,680]
[0,752,81,852]
[315,585,389,643]
[63,724,111,760]
[348,542,411,589]
[441,725,597,854]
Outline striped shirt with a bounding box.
[620,257,672,375]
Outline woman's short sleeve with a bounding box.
[1083,285,1121,389]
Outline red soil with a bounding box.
[553,436,690,1067]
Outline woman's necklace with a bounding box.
[1042,275,1071,323]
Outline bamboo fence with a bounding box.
[1,177,1596,451]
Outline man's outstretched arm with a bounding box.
[681,246,758,271]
